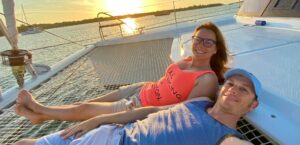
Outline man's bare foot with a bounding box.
[15,104,45,124]
[16,89,43,113]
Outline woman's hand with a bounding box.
[60,118,100,139]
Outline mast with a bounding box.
[0,0,36,88]
[1,0,19,50]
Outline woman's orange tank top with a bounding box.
[140,57,214,106]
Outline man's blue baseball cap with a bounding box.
[224,68,262,99]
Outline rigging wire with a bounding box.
[0,12,86,48]
[28,36,99,51]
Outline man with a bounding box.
[14,68,261,145]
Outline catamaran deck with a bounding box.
[0,35,276,144]
[0,37,175,144]
[1,3,299,144]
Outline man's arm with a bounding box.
[219,136,253,145]
[61,106,170,139]
[97,106,168,124]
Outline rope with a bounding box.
[28,37,99,51]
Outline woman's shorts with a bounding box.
[112,82,144,112]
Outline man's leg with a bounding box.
[14,125,123,145]
[13,139,37,145]
[26,131,74,145]
[70,125,124,145]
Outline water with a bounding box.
[0,22,102,92]
[0,4,239,92]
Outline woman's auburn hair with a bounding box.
[193,22,230,84]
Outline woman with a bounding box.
[15,22,229,124]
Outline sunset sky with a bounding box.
[0,0,238,24]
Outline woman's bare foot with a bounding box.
[15,104,45,124]
[16,89,43,113]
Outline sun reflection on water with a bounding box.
[122,18,137,33]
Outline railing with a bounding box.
[97,12,124,40]
[97,12,144,40]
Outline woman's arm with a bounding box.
[61,106,170,139]
[187,73,218,100]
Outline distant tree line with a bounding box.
[0,3,223,36]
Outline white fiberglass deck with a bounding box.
[172,19,300,144]
[227,23,300,145]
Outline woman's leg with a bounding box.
[85,89,123,102]
[15,91,136,122]
[15,83,144,122]
[15,100,121,122]
[15,104,50,124]
[86,82,145,102]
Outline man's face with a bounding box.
[218,75,258,116]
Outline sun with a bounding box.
[103,0,143,16]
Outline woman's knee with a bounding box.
[118,83,144,99]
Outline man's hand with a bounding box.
[60,118,100,139]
